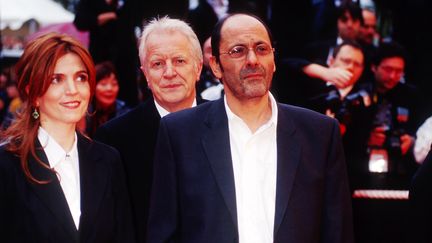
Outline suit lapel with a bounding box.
[77,134,108,240]
[28,140,78,240]
[201,100,238,228]
[274,105,301,236]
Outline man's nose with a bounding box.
[163,62,177,78]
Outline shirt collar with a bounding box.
[336,36,344,45]
[224,92,278,133]
[339,84,354,99]
[154,98,197,118]
[37,127,78,168]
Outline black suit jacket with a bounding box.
[94,98,160,243]
[409,150,432,243]
[147,99,354,243]
[94,98,206,243]
[0,133,135,243]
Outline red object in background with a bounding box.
[26,22,89,49]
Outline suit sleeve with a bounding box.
[111,149,136,243]
[147,119,178,243]
[409,151,432,243]
[0,152,13,241]
[322,119,355,243]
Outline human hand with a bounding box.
[400,134,414,155]
[368,126,387,147]
[323,67,353,89]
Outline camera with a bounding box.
[311,85,372,125]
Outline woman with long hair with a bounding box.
[0,33,135,242]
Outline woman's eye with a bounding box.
[76,74,89,82]
[51,76,61,84]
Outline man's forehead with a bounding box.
[221,15,270,42]
[380,57,405,66]
[338,45,363,57]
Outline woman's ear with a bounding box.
[25,85,39,106]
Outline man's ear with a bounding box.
[196,61,203,82]
[140,65,146,77]
[209,56,223,79]
[140,66,150,87]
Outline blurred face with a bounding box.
[141,30,201,111]
[372,57,405,92]
[95,73,119,108]
[203,37,212,67]
[37,53,91,129]
[358,10,377,45]
[329,45,364,87]
[338,11,361,41]
[209,15,276,101]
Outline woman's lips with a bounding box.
[61,100,81,109]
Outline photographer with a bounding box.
[306,41,373,188]
[366,41,420,176]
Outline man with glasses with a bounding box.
[366,41,420,176]
[147,13,354,243]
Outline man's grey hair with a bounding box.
[139,16,203,68]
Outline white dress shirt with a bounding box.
[414,116,432,164]
[224,93,278,243]
[154,99,197,118]
[38,127,81,229]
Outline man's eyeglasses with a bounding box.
[380,65,404,76]
[220,44,274,59]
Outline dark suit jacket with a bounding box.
[409,150,432,243]
[94,98,206,243]
[0,133,135,243]
[147,99,354,243]
[94,98,160,243]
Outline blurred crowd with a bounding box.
[2,0,431,169]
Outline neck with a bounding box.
[226,93,272,133]
[158,97,195,113]
[41,123,76,152]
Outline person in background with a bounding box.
[357,8,378,47]
[273,2,364,106]
[199,37,224,100]
[94,16,204,243]
[366,41,420,175]
[80,61,129,137]
[357,7,379,82]
[0,80,22,129]
[0,72,10,124]
[0,33,135,243]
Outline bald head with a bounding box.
[211,13,273,63]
